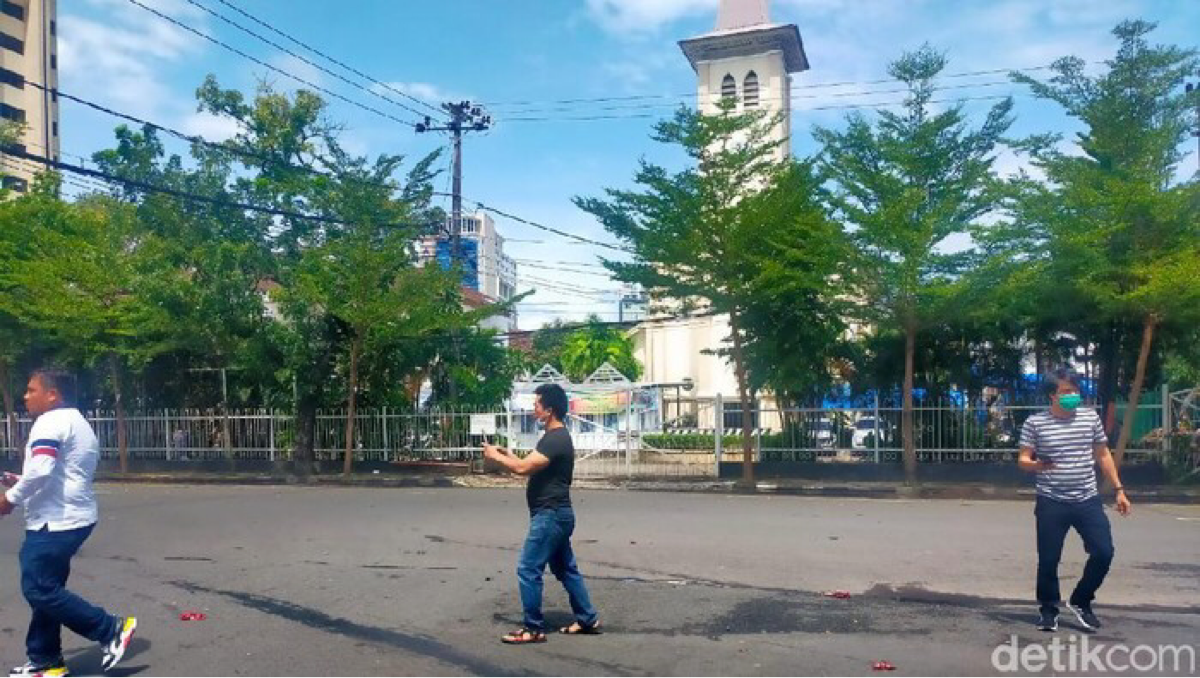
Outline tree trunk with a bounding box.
[902,320,917,485]
[1033,335,1044,378]
[294,392,316,479]
[0,359,18,457]
[1098,321,1121,441]
[1113,315,1157,469]
[109,354,129,474]
[343,337,362,477]
[729,312,755,486]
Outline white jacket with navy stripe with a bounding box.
[5,407,100,531]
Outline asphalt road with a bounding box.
[1,485,1197,676]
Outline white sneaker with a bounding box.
[100,617,138,672]
[8,660,69,678]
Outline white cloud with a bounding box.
[59,0,209,122]
[180,112,241,142]
[585,0,857,34]
[600,46,682,94]
[585,0,716,33]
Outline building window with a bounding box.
[50,54,56,69]
[0,31,22,55]
[50,20,56,36]
[0,102,25,122]
[52,121,57,136]
[2,175,29,193]
[0,66,23,88]
[0,2,23,21]
[720,74,737,103]
[744,71,759,108]
[723,402,759,431]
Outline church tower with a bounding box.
[679,0,809,161]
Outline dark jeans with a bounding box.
[1035,495,1115,613]
[20,524,118,665]
[517,506,598,632]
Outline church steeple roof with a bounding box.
[679,0,809,74]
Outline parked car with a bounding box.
[813,419,836,448]
[851,417,894,449]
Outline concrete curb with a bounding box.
[91,473,1200,504]
[96,473,457,489]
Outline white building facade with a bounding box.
[0,0,58,192]
[418,209,518,332]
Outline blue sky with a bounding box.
[56,0,1200,328]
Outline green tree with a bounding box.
[813,45,1014,483]
[1,191,178,472]
[557,318,642,383]
[0,178,59,448]
[577,104,842,484]
[0,123,41,434]
[1009,20,1200,466]
[193,76,375,474]
[194,76,516,474]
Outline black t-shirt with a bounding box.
[526,427,574,513]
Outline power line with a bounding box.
[439,193,632,253]
[514,258,612,269]
[1,157,110,194]
[24,79,630,260]
[498,310,722,339]
[10,150,627,305]
[29,78,629,258]
[496,79,1014,118]
[180,0,442,122]
[480,62,1064,109]
[520,273,618,295]
[498,93,1015,124]
[123,0,422,128]
[515,262,614,278]
[211,0,445,119]
[8,147,361,225]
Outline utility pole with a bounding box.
[416,103,491,407]
[416,102,492,268]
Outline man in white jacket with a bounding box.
[1,369,137,677]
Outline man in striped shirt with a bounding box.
[1018,368,1131,633]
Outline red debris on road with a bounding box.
[180,611,207,621]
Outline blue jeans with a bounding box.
[20,524,118,665]
[517,506,598,632]
[1035,495,1115,612]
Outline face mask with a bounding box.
[1058,394,1082,410]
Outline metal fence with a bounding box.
[655,390,1171,466]
[0,391,1173,476]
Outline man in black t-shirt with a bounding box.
[483,383,600,644]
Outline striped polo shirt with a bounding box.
[1020,408,1107,502]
